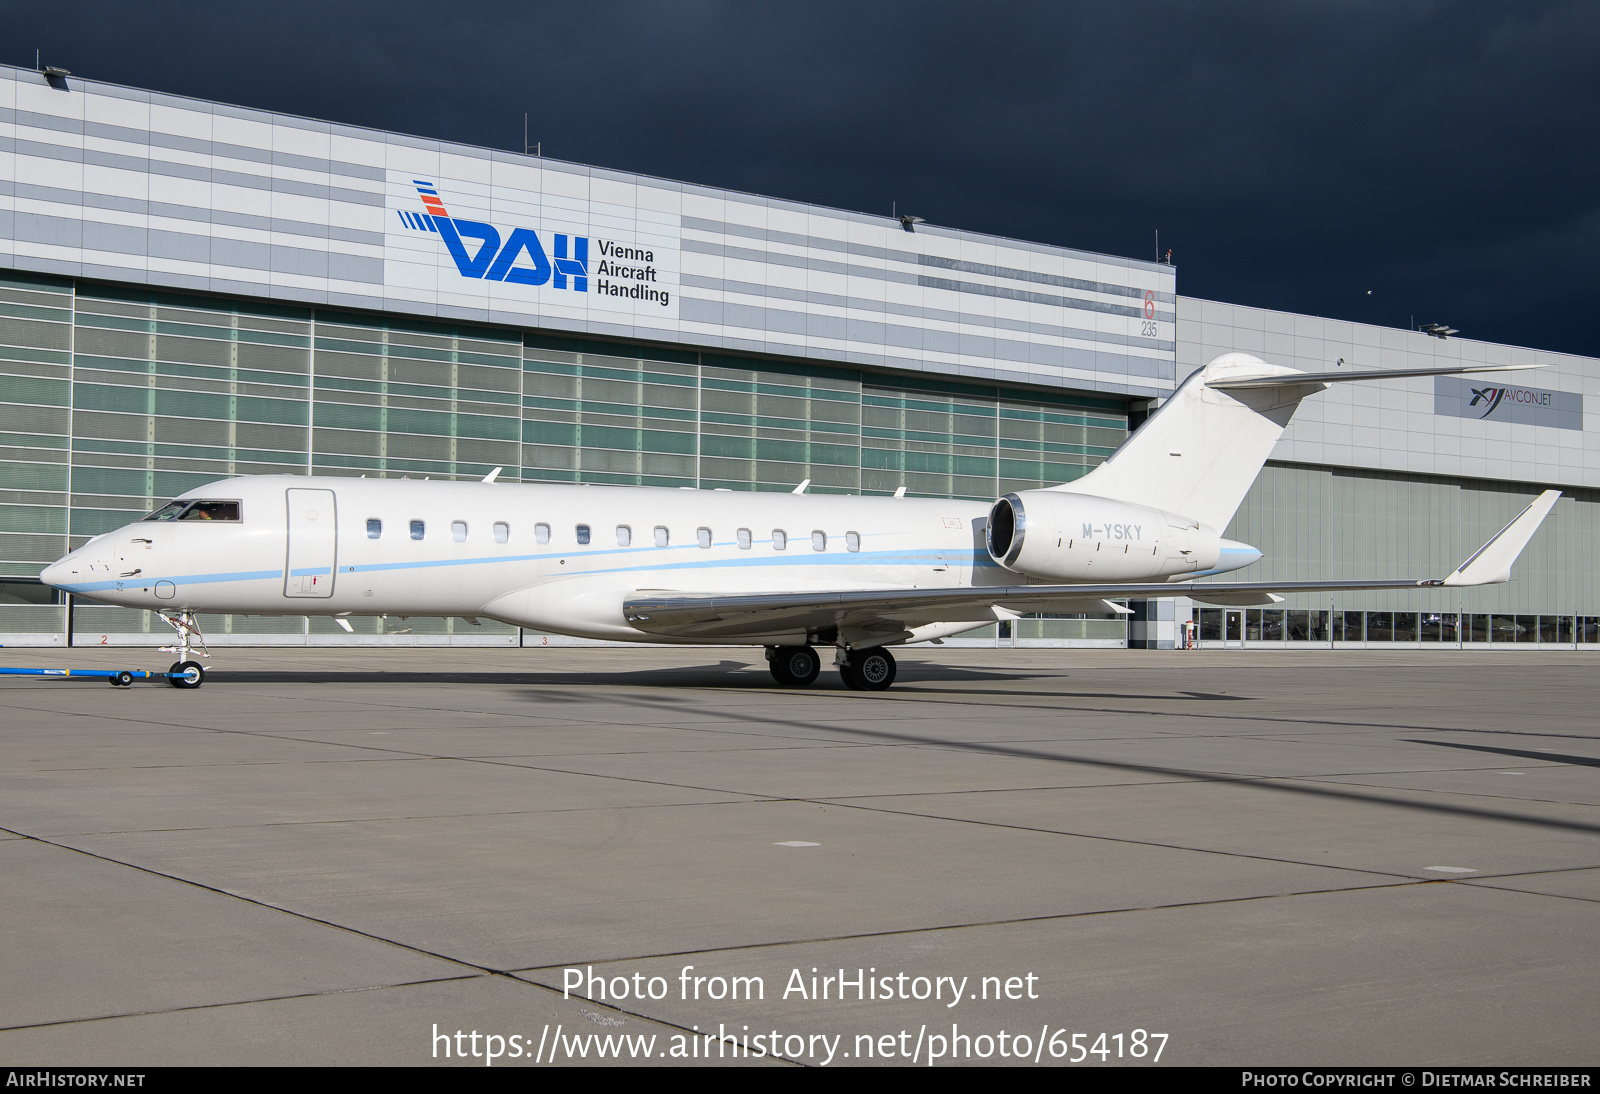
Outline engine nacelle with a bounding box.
[986,491,1222,582]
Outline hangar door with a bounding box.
[284,488,337,598]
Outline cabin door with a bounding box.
[284,488,337,598]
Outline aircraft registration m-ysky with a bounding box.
[40,353,1561,690]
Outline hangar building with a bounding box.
[0,64,1594,649]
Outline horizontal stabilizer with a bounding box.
[1442,490,1561,586]
[1207,361,1545,390]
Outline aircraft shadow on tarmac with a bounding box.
[1404,739,1600,769]
[196,660,1247,702]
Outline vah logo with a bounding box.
[400,181,587,288]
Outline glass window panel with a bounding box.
[366,518,382,539]
[493,522,509,544]
[1199,609,1221,641]
[1469,614,1489,642]
[1287,610,1308,641]
[1246,609,1262,641]
[1490,614,1517,641]
[178,500,240,521]
[1309,610,1328,641]
[1261,610,1284,641]
[811,530,826,552]
[772,529,786,551]
[576,524,591,545]
[1516,615,1538,643]
[535,523,550,545]
[697,527,711,549]
[452,521,467,543]
[410,519,425,541]
[737,528,751,550]
[1367,612,1393,641]
[616,525,631,547]
[1392,612,1417,641]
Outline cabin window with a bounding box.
[846,531,860,552]
[654,525,669,547]
[576,524,591,545]
[494,522,510,544]
[535,523,550,545]
[452,521,468,543]
[811,530,827,552]
[410,519,425,541]
[616,525,631,547]
[366,519,382,540]
[737,528,752,550]
[697,527,712,549]
[772,529,787,551]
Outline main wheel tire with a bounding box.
[112,670,134,687]
[769,645,820,686]
[852,647,897,691]
[168,660,205,689]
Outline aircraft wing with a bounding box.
[622,490,1560,642]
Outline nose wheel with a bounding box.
[157,610,210,689]
[167,660,205,689]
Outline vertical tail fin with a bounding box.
[1058,353,1321,529]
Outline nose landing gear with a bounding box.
[157,610,209,689]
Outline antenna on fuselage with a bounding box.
[792,479,810,494]
[893,486,906,498]
[482,467,502,483]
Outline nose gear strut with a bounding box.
[157,610,209,689]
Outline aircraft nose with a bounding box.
[39,558,67,588]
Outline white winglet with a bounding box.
[1442,490,1561,586]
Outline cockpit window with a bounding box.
[142,499,242,522]
[179,501,241,521]
[142,501,190,522]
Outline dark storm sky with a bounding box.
[8,1,1599,357]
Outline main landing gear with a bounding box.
[838,646,896,692]
[157,609,208,689]
[764,644,897,691]
[766,645,822,687]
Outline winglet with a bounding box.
[1442,490,1561,586]
[482,467,502,483]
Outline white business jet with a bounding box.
[40,353,1560,691]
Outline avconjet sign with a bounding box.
[1434,375,1582,431]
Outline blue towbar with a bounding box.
[0,663,205,688]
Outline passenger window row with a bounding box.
[364,519,863,553]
